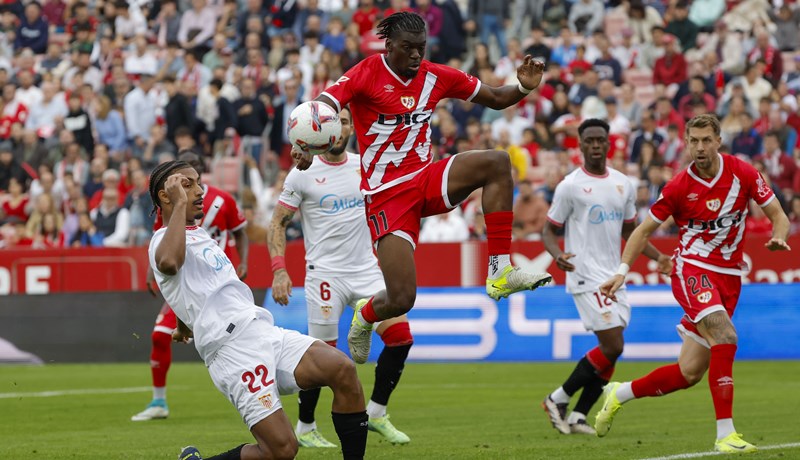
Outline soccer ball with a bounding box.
[287,101,341,155]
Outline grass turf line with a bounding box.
[1,361,798,459]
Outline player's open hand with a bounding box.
[164,173,189,205]
[291,146,313,171]
[555,253,576,272]
[172,328,192,344]
[656,254,673,276]
[517,55,545,93]
[599,275,625,302]
[765,238,791,251]
[271,270,292,306]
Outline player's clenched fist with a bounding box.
[555,253,576,272]
[271,269,292,305]
[517,55,545,92]
[291,145,313,171]
[599,275,625,302]
[164,173,189,204]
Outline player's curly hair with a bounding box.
[377,12,426,40]
[578,118,610,137]
[149,160,192,215]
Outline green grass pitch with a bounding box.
[1,361,798,459]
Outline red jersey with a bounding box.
[649,153,775,275]
[322,54,480,194]
[154,184,246,256]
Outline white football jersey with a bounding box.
[547,167,637,294]
[278,152,379,275]
[149,226,264,362]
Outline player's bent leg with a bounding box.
[294,342,368,460]
[177,412,297,460]
[368,316,412,444]
[296,322,339,447]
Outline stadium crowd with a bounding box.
[1,0,800,250]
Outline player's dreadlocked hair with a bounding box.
[149,160,192,216]
[377,12,426,40]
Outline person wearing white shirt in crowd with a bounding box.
[90,187,130,247]
[723,63,773,111]
[123,74,158,154]
[604,97,631,136]
[24,82,67,135]
[61,48,104,92]
[124,35,159,77]
[178,0,219,50]
[419,210,471,243]
[114,0,148,43]
[14,69,42,108]
[491,106,530,146]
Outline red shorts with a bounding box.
[153,303,177,335]
[364,156,458,247]
[671,259,741,339]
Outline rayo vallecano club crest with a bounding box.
[400,96,416,109]
[706,198,721,212]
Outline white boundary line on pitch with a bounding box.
[637,442,800,460]
[0,386,159,399]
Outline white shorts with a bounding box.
[572,290,631,332]
[305,269,385,341]
[207,311,318,429]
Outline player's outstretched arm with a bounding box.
[267,204,297,305]
[600,215,661,301]
[154,174,189,276]
[542,220,575,272]
[762,199,792,251]
[471,55,545,110]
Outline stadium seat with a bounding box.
[624,68,654,87]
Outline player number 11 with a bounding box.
[368,210,389,236]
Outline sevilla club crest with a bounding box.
[400,96,416,110]
[706,199,721,212]
[320,305,333,320]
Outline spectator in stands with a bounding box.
[593,36,623,87]
[270,78,301,170]
[720,95,749,145]
[70,211,103,247]
[678,76,716,121]
[491,106,529,147]
[540,0,569,38]
[88,167,125,209]
[25,191,62,238]
[124,35,158,77]
[617,83,642,129]
[0,176,28,224]
[654,96,685,135]
[353,0,380,36]
[92,95,126,157]
[688,0,726,29]
[154,0,180,47]
[176,48,211,95]
[731,112,763,158]
[113,0,147,45]
[747,30,783,86]
[757,131,797,195]
[83,157,108,200]
[568,0,603,36]
[64,93,94,155]
[0,144,27,190]
[414,0,443,61]
[90,187,129,247]
[768,110,798,156]
[789,195,800,235]
[537,167,562,205]
[162,77,194,146]
[14,1,47,54]
[208,79,237,145]
[30,211,61,248]
[14,131,45,173]
[629,110,665,164]
[653,34,687,92]
[123,73,157,158]
[512,181,549,240]
[65,1,98,40]
[466,0,511,57]
[62,45,103,92]
[770,5,800,52]
[232,77,268,161]
[173,126,204,158]
[697,21,744,76]
[24,81,66,138]
[625,0,664,45]
[665,1,698,52]
[419,210,470,243]
[124,168,154,246]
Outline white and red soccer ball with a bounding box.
[287,101,341,156]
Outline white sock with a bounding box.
[716,418,735,440]
[366,400,387,419]
[488,254,511,278]
[153,387,166,401]
[616,382,635,404]
[296,420,317,435]
[567,411,586,424]
[550,387,570,404]
[356,309,373,326]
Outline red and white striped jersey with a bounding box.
[649,153,775,275]
[322,54,481,194]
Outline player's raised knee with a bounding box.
[271,440,299,460]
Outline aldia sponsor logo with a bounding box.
[588,204,624,224]
[319,194,365,215]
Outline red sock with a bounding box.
[150,331,172,388]
[709,344,737,420]
[586,346,615,381]
[631,363,691,398]
[485,211,513,256]
[360,297,380,323]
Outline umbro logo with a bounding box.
[687,193,699,201]
[315,178,326,184]
[717,376,733,386]
[384,84,394,92]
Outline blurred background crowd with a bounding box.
[1,0,800,250]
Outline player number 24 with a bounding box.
[687,274,712,295]
[242,364,274,393]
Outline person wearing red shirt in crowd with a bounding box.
[132,151,249,422]
[383,0,412,18]
[678,76,717,121]
[755,131,797,194]
[653,34,687,88]
[1,177,29,223]
[654,97,685,136]
[65,1,98,38]
[747,30,783,86]
[0,93,28,140]
[352,0,380,36]
[597,114,791,454]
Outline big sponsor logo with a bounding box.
[686,211,744,231]
[319,194,365,215]
[375,109,433,127]
[587,204,624,224]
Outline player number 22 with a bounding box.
[368,210,389,236]
[242,364,273,393]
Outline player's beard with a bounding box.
[328,134,350,156]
